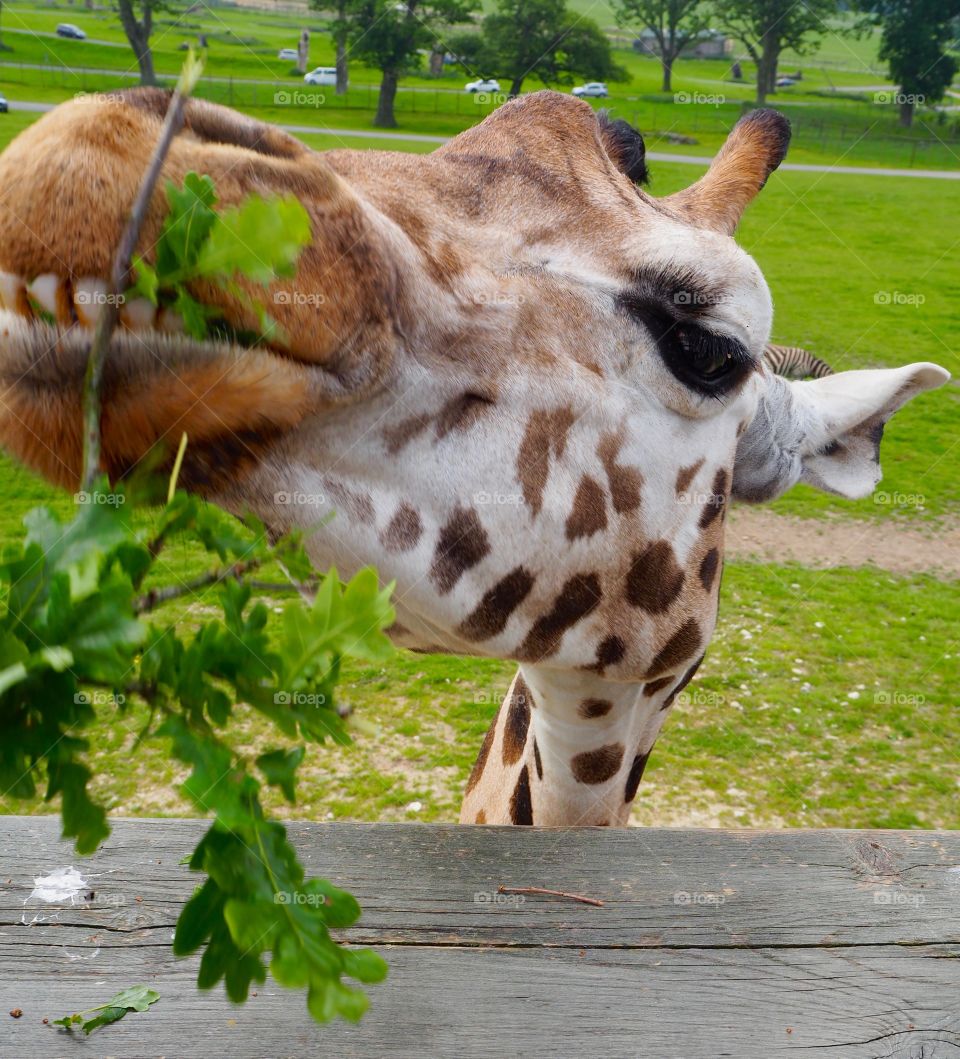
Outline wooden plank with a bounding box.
[2,817,958,948]
[1,817,959,1058]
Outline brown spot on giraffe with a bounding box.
[475,809,487,824]
[457,565,535,642]
[516,406,576,517]
[571,742,625,784]
[675,458,704,496]
[579,697,614,718]
[646,618,702,680]
[510,765,533,825]
[658,654,705,712]
[565,474,608,540]
[624,750,651,803]
[699,547,721,591]
[380,502,423,553]
[642,675,674,697]
[430,505,491,594]
[626,540,685,613]
[501,676,533,765]
[517,572,602,661]
[382,411,431,455]
[699,468,729,529]
[324,479,374,524]
[584,634,626,675]
[465,723,495,796]
[597,431,643,514]
[533,737,544,780]
[434,391,495,440]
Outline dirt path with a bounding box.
[726,507,960,576]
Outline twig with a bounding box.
[135,559,263,613]
[81,61,200,491]
[497,885,604,908]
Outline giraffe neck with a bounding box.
[460,661,700,826]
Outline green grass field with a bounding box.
[0,6,956,832]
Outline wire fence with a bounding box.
[2,61,957,169]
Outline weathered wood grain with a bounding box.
[1,817,959,1058]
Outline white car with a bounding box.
[55,23,87,40]
[278,48,299,61]
[304,67,338,86]
[572,82,608,98]
[465,78,500,94]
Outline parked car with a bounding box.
[0,94,7,114]
[775,76,797,87]
[55,23,87,40]
[572,82,608,98]
[465,78,500,94]
[304,66,337,86]
[278,48,299,61]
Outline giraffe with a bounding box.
[0,90,948,827]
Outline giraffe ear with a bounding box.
[733,363,950,502]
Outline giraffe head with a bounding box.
[0,91,948,824]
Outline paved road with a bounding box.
[2,28,127,48]
[6,99,959,179]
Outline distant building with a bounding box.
[632,29,733,60]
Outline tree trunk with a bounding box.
[296,29,309,75]
[509,76,524,98]
[374,68,399,128]
[661,54,673,93]
[336,38,348,95]
[899,99,914,128]
[756,44,779,105]
[117,0,157,87]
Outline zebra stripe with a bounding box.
[763,343,834,379]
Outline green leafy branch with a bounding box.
[3,56,394,1028]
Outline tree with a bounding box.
[710,0,841,104]
[314,0,350,95]
[612,0,709,92]
[859,0,960,126]
[117,0,163,86]
[342,0,479,127]
[474,0,628,98]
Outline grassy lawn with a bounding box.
[0,542,955,830]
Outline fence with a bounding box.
[2,61,957,169]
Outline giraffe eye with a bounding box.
[662,325,752,395]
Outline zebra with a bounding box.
[763,343,834,379]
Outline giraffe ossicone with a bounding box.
[0,90,948,827]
